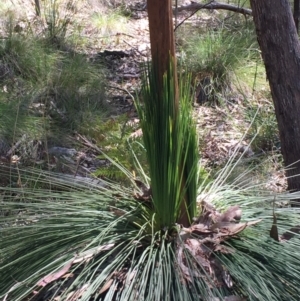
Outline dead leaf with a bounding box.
[224,296,247,301]
[63,283,89,301]
[190,223,211,233]
[177,245,193,282]
[73,243,115,263]
[37,260,73,287]
[280,225,300,242]
[10,155,20,164]
[62,273,74,279]
[110,207,126,217]
[222,270,233,288]
[99,278,114,294]
[214,245,235,254]
[178,202,261,289]
[216,220,261,237]
[193,200,218,228]
[217,205,242,222]
[185,239,211,268]
[129,128,143,138]
[133,179,152,202]
[210,222,235,232]
[179,227,192,240]
[128,270,136,281]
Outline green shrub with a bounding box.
[0,29,107,143]
[92,9,129,36]
[244,98,279,152]
[179,21,257,103]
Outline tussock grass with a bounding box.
[0,20,108,145]
[91,9,129,37]
[179,20,258,103]
[243,98,279,152]
[1,150,300,300]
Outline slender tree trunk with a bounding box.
[250,0,300,194]
[146,0,178,98]
[147,0,190,225]
[294,0,300,33]
[34,0,41,17]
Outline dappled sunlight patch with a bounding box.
[91,11,129,36]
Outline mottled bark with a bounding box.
[250,0,300,193]
[295,0,300,32]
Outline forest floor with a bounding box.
[0,0,286,192]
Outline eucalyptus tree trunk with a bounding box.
[295,0,300,32]
[250,0,300,195]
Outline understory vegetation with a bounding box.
[1,1,298,301]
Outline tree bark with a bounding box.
[294,0,300,33]
[175,1,252,16]
[34,0,41,17]
[147,0,190,225]
[147,0,177,91]
[250,0,300,193]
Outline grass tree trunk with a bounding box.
[146,0,190,226]
[250,0,300,195]
[34,0,41,16]
[147,0,177,94]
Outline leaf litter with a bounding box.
[31,201,258,300]
[177,200,261,298]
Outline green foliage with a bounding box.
[0,28,107,143]
[136,62,199,230]
[235,60,267,92]
[89,116,149,183]
[179,20,258,103]
[0,34,56,82]
[46,53,107,129]
[0,1,12,12]
[92,9,129,36]
[1,157,300,300]
[0,0,79,48]
[1,2,300,300]
[244,98,279,152]
[0,168,147,300]
[38,0,77,46]
[229,0,251,7]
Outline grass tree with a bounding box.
[146,0,193,227]
[1,1,300,301]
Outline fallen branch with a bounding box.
[174,1,252,16]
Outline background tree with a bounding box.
[294,0,300,32]
[250,0,300,195]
